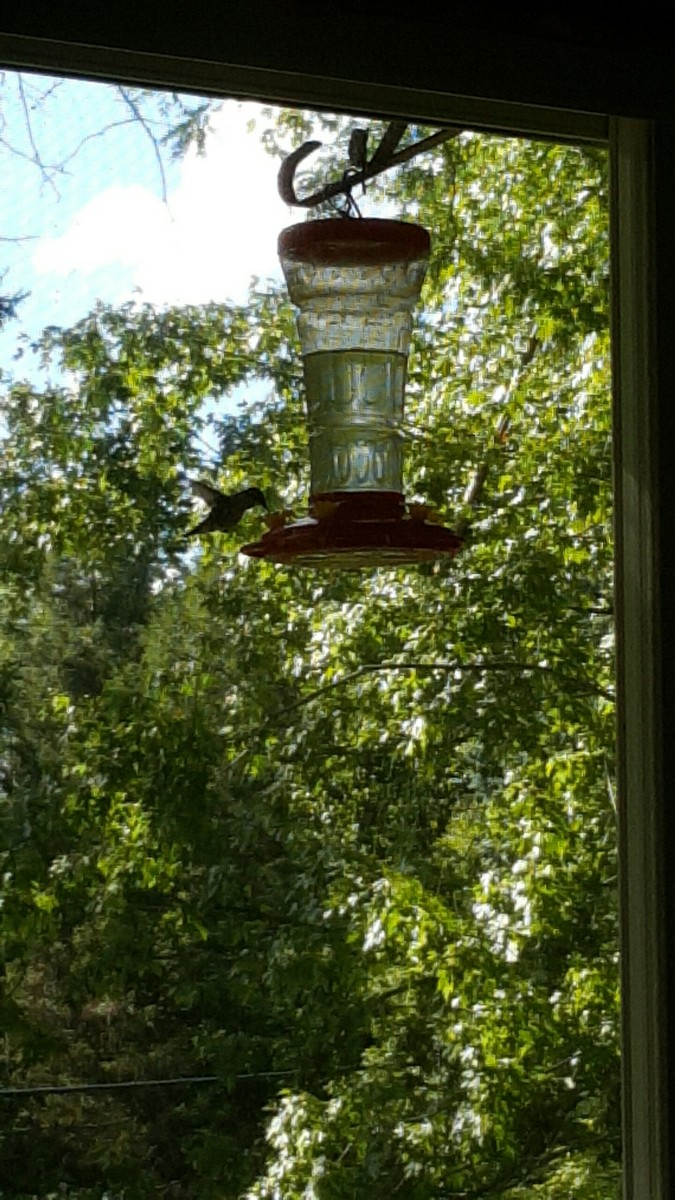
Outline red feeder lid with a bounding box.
[278,219,431,267]
[241,493,462,571]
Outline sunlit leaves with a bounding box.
[0,122,617,1198]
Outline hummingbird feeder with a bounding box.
[242,128,463,570]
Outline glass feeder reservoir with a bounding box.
[242,218,462,568]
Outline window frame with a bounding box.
[1,29,671,1199]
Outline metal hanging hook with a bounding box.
[277,122,464,214]
[277,140,325,208]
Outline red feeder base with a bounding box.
[241,493,463,570]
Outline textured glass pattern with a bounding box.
[286,260,428,356]
[279,221,428,497]
[305,350,405,492]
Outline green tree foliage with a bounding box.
[0,117,617,1198]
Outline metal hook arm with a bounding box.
[368,120,407,170]
[277,140,324,207]
[277,123,463,212]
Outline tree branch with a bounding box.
[456,334,540,536]
[58,116,142,171]
[119,87,169,205]
[275,660,614,718]
[17,75,59,197]
[223,658,613,777]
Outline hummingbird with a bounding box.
[186,480,268,536]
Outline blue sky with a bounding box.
[1,70,399,441]
[0,72,293,395]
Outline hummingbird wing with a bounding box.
[185,482,265,537]
[190,479,224,506]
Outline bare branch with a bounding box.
[119,87,169,206]
[57,117,141,171]
[0,133,65,176]
[17,75,60,197]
